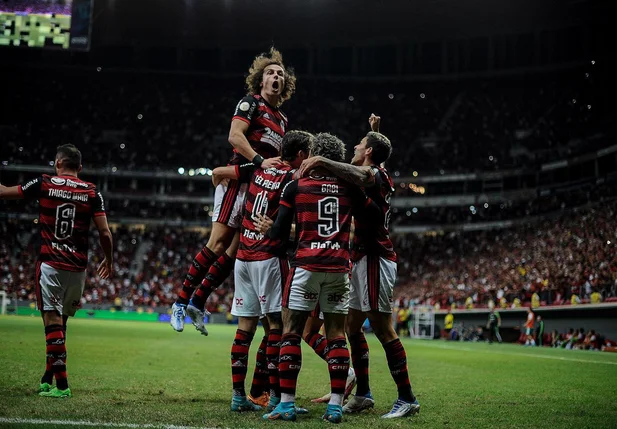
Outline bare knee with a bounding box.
[367,312,397,344]
[207,223,235,255]
[43,311,63,327]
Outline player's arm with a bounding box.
[0,184,23,199]
[92,190,113,279]
[229,96,280,169]
[256,180,297,240]
[297,158,376,188]
[0,176,42,200]
[212,163,255,187]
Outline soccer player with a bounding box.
[536,315,545,347]
[295,115,421,418]
[0,144,113,398]
[170,47,296,334]
[486,308,502,344]
[524,307,536,346]
[210,130,312,412]
[255,133,380,423]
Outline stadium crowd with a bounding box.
[1,64,611,175]
[2,200,616,312]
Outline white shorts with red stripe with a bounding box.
[349,255,396,313]
[36,262,86,316]
[211,180,248,229]
[231,257,288,317]
[283,268,349,315]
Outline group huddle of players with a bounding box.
[168,48,420,423]
[0,47,420,423]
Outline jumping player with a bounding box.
[0,144,113,399]
[256,133,380,423]
[170,47,296,334]
[296,115,421,418]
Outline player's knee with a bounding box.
[43,310,63,327]
[267,312,283,330]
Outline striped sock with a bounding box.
[192,253,235,310]
[349,332,370,396]
[266,329,282,398]
[383,338,415,402]
[178,247,217,304]
[304,331,328,361]
[249,335,270,398]
[231,329,253,397]
[45,324,68,390]
[326,337,350,406]
[279,333,302,403]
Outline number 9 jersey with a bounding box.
[18,174,106,272]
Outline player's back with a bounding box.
[238,164,294,261]
[352,165,397,262]
[24,174,105,272]
[291,175,358,273]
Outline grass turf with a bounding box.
[1,316,616,429]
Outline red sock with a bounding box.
[266,329,282,398]
[349,332,370,396]
[45,324,68,390]
[383,339,415,402]
[279,333,302,400]
[179,247,216,304]
[249,335,269,398]
[192,253,235,309]
[304,331,328,361]
[231,329,254,397]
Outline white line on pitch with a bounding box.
[411,341,617,365]
[0,418,225,429]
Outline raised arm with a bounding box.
[0,184,23,200]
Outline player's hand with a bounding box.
[369,113,381,132]
[254,214,274,234]
[262,157,282,169]
[97,257,113,279]
[296,156,324,178]
[212,174,229,188]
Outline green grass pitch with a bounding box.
[1,316,617,429]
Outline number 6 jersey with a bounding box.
[18,174,106,272]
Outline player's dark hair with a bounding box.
[310,133,346,162]
[281,130,313,162]
[56,144,82,170]
[365,131,392,165]
[245,47,296,107]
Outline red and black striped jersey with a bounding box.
[18,174,106,272]
[229,94,288,167]
[352,166,397,262]
[276,175,375,273]
[235,163,295,261]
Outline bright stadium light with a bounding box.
[188,169,195,176]
[178,167,185,175]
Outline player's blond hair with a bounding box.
[310,133,346,162]
[245,47,296,107]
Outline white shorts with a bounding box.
[211,180,248,229]
[231,257,287,317]
[283,267,349,315]
[36,262,86,316]
[349,255,397,313]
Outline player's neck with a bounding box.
[309,167,330,177]
[56,169,78,178]
[260,91,279,107]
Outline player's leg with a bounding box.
[365,256,419,419]
[319,272,352,423]
[171,182,244,332]
[187,232,240,335]
[248,316,270,407]
[264,268,314,421]
[342,256,374,413]
[495,327,503,343]
[229,259,262,412]
[265,311,283,410]
[37,263,84,398]
[303,311,328,361]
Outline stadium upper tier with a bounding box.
[0,64,612,175]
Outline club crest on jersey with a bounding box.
[51,177,66,186]
[239,101,251,111]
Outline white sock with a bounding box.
[329,393,344,407]
[281,393,295,404]
[531,340,536,346]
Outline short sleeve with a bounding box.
[18,176,42,200]
[92,189,106,217]
[232,95,258,124]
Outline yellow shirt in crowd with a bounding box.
[445,313,454,329]
[591,292,602,304]
[531,293,540,309]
